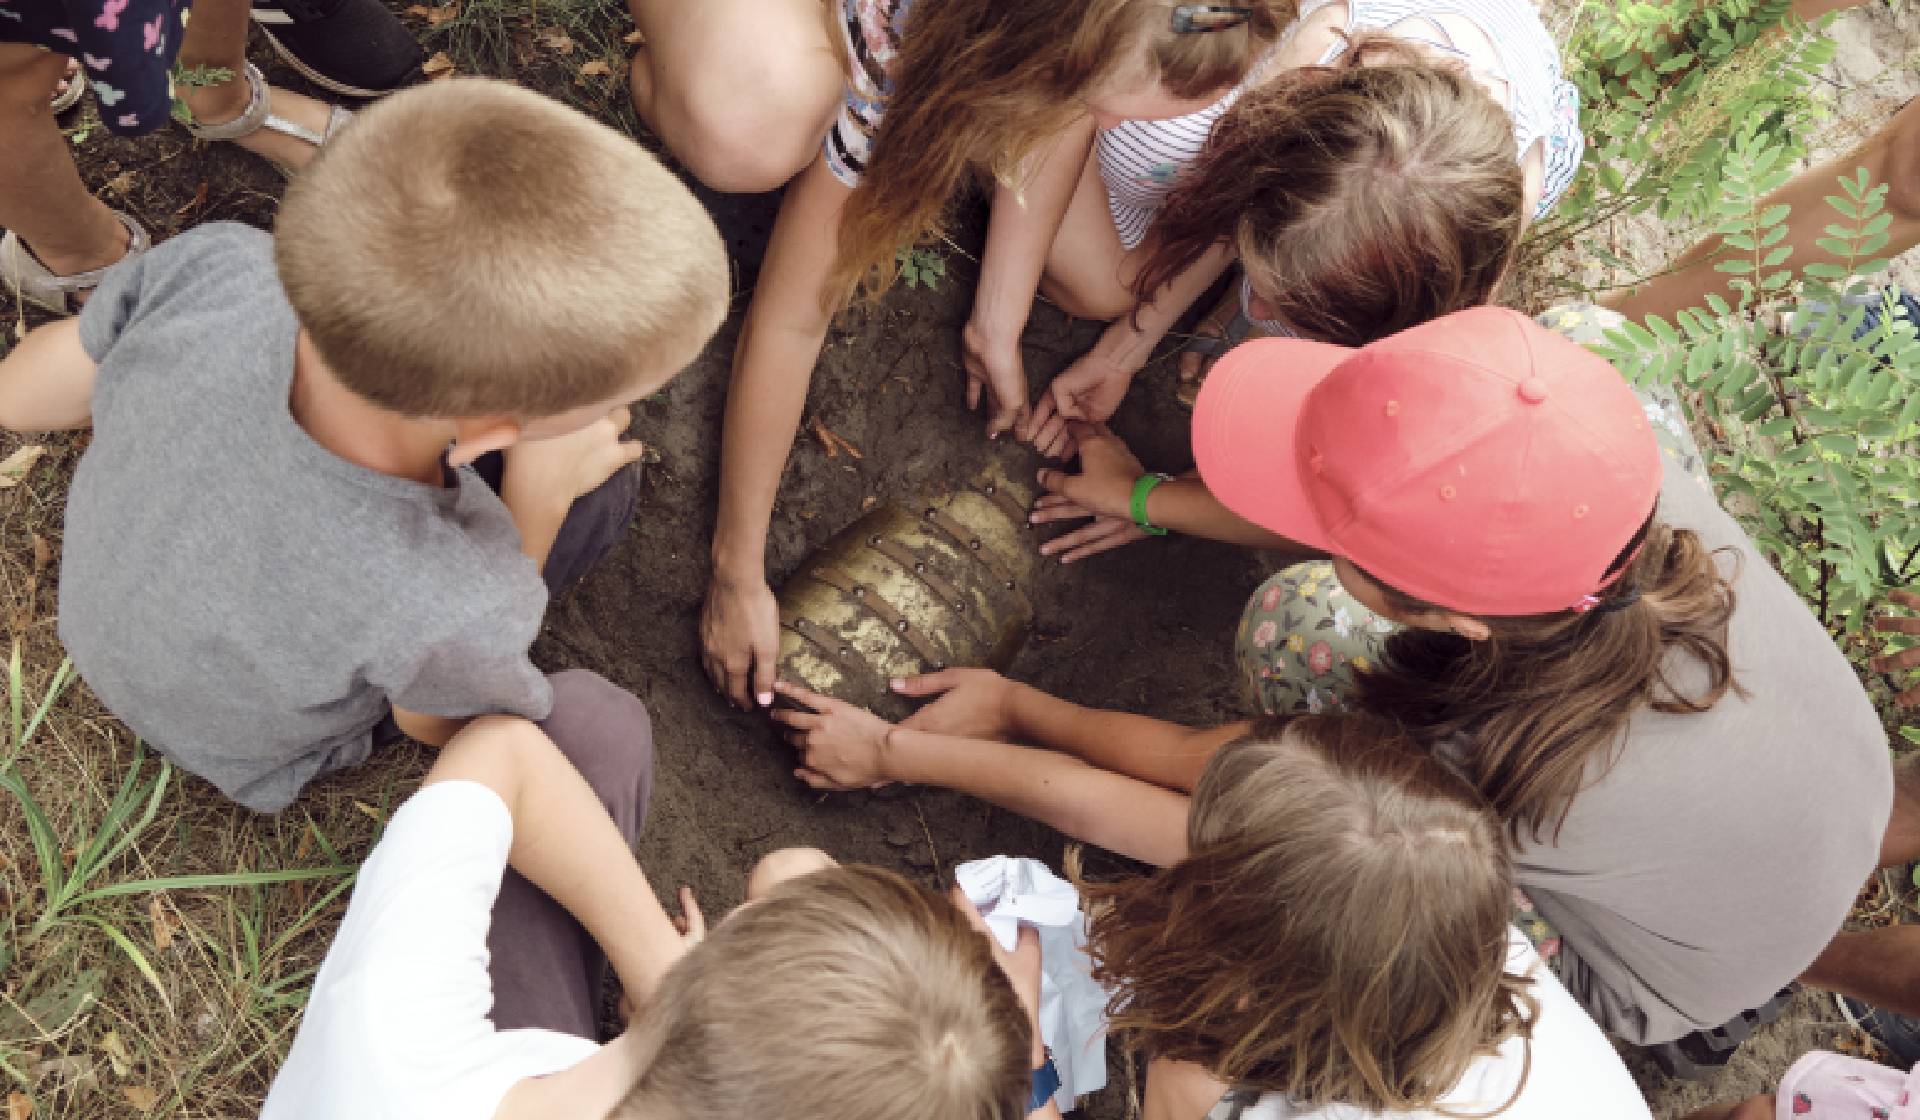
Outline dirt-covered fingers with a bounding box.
[1028,492,1095,526]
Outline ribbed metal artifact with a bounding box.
[775,461,1038,721]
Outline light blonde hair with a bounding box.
[1134,34,1523,346]
[832,0,1298,304]
[612,864,1032,1120]
[276,78,728,419]
[1085,715,1536,1112]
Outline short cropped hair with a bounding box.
[275,78,728,419]
[614,865,1032,1120]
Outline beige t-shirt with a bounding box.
[1513,457,1893,1045]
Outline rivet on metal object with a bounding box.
[914,562,927,573]
[984,483,996,494]
[868,535,881,546]
[837,646,851,657]
[954,601,966,612]
[969,539,982,550]
[924,507,938,519]
[795,618,809,629]
[852,586,866,598]
[1005,580,1016,591]
[894,620,908,632]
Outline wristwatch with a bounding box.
[1027,1047,1061,1113]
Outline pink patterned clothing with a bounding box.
[1777,1052,1920,1120]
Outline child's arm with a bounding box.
[773,682,1192,868]
[964,117,1098,437]
[1141,1058,1232,1120]
[425,715,687,1003]
[1034,423,1317,552]
[1025,244,1234,439]
[0,320,100,432]
[705,154,856,711]
[892,668,1246,795]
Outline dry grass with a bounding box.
[0,429,428,1118]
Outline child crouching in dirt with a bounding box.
[0,78,727,814]
[776,701,1652,1118]
[261,714,1048,1120]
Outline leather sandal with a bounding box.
[183,61,353,177]
[52,62,87,115]
[1,210,151,316]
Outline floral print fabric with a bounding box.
[1775,1051,1920,1119]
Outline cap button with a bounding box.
[1517,379,1549,405]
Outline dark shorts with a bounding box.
[3,0,191,135]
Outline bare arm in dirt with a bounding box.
[703,154,855,711]
[772,680,1194,867]
[426,715,688,1004]
[1876,587,1920,709]
[892,668,1248,793]
[0,319,97,432]
[1033,422,1317,556]
[1024,246,1235,452]
[964,119,1099,440]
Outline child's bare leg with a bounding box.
[1606,97,1920,324]
[628,0,842,193]
[1800,754,1920,1013]
[0,45,126,278]
[745,847,837,901]
[177,0,341,172]
[1037,134,1136,321]
[1680,1095,1775,1120]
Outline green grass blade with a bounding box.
[79,753,172,890]
[70,865,353,907]
[67,914,174,1013]
[14,658,73,759]
[6,642,22,759]
[0,768,68,924]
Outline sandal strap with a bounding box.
[3,210,152,314]
[45,211,152,294]
[183,62,274,142]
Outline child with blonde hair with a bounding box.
[0,78,728,813]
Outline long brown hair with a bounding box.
[1132,35,1522,346]
[614,865,1032,1120]
[830,0,1297,305]
[1084,715,1536,1112]
[1356,516,1742,844]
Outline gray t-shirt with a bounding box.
[63,223,552,813]
[1513,456,1893,1045]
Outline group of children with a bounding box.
[2,0,1920,1117]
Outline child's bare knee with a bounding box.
[1880,101,1920,223]
[1040,273,1136,322]
[746,847,836,900]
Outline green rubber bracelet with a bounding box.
[1131,472,1174,537]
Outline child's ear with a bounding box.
[446,417,523,467]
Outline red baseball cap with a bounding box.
[1193,307,1661,616]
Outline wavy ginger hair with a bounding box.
[1133,33,1523,346]
[830,0,1298,305]
[1084,715,1537,1113]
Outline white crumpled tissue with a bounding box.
[956,855,1109,1112]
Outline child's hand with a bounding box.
[675,886,707,947]
[1874,587,1920,708]
[1034,423,1145,524]
[961,318,1030,441]
[702,573,781,710]
[1040,351,1134,428]
[895,668,1019,740]
[1030,505,1149,564]
[504,405,649,501]
[770,681,895,790]
[952,889,1046,1065]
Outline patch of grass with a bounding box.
[428,0,639,132]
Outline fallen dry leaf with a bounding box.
[148,896,180,952]
[100,170,136,197]
[173,181,209,219]
[30,533,49,575]
[859,495,878,512]
[536,26,575,54]
[403,1,458,25]
[121,1086,160,1112]
[99,1030,131,1078]
[0,445,47,489]
[422,51,456,79]
[6,1090,29,1120]
[810,416,839,460]
[577,59,613,78]
[622,28,644,44]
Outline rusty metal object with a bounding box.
[775,461,1038,721]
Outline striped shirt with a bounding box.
[823,0,909,187]
[1099,0,1585,249]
